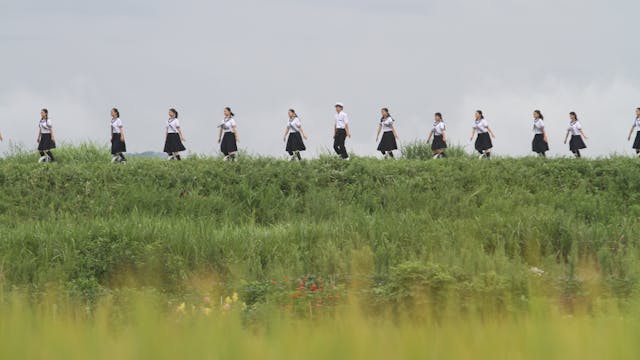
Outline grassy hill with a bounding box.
[1,145,639,310]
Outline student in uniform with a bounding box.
[218,107,240,161]
[531,110,549,157]
[163,108,186,160]
[627,107,640,157]
[564,112,588,158]
[37,108,56,162]
[0,130,3,142]
[427,112,447,159]
[375,108,399,159]
[282,109,308,161]
[470,110,496,159]
[110,108,127,164]
[333,103,351,160]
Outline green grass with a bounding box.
[0,144,639,358]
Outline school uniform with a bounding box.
[220,117,238,155]
[567,120,586,151]
[333,111,349,159]
[110,118,127,154]
[286,117,306,153]
[531,119,549,154]
[632,118,640,150]
[431,121,447,150]
[473,119,492,153]
[38,119,56,151]
[163,118,186,153]
[377,116,398,152]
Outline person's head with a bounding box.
[475,110,484,120]
[636,107,640,118]
[169,108,178,119]
[111,108,120,119]
[335,103,344,113]
[41,108,48,120]
[569,112,578,121]
[435,112,443,122]
[534,110,543,120]
[288,109,297,119]
[224,107,235,117]
[381,108,390,119]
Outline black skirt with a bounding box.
[220,132,238,154]
[431,135,447,150]
[377,131,398,152]
[286,132,306,152]
[475,132,493,152]
[633,131,640,150]
[532,134,549,153]
[569,135,586,151]
[38,133,56,151]
[164,133,186,153]
[111,133,127,154]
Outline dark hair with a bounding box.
[288,109,298,118]
[41,108,48,120]
[476,110,484,119]
[112,108,120,118]
[636,107,640,112]
[169,108,178,118]
[569,111,578,121]
[225,107,235,117]
[435,112,443,120]
[380,108,390,122]
[534,110,543,120]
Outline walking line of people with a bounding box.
[1,105,639,163]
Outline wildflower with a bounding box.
[225,296,232,305]
[298,281,305,287]
[310,284,318,291]
[232,292,239,302]
[176,302,186,313]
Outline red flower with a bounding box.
[298,282,305,287]
[310,284,318,291]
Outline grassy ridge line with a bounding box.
[0,145,639,308]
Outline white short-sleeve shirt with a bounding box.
[335,111,349,129]
[473,119,489,133]
[567,120,583,136]
[433,121,446,136]
[533,119,545,134]
[167,118,180,133]
[380,116,394,132]
[634,117,640,130]
[39,119,53,134]
[221,117,236,133]
[287,117,302,133]
[111,118,123,134]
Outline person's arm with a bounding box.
[375,124,382,142]
[470,128,476,142]
[0,131,3,142]
[120,127,125,142]
[628,125,635,141]
[38,126,42,143]
[580,129,588,140]
[488,127,496,139]
[391,124,399,139]
[233,126,239,142]
[441,130,447,143]
[218,127,223,143]
[426,129,434,143]
[299,126,308,140]
[345,123,351,138]
[178,128,185,142]
[564,130,569,144]
[50,128,56,143]
[333,123,337,138]
[283,127,290,143]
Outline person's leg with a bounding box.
[388,151,394,158]
[175,153,181,161]
[296,151,302,160]
[573,150,581,158]
[333,134,342,156]
[46,151,55,162]
[39,151,46,157]
[119,153,126,161]
[485,150,491,159]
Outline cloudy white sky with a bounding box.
[1,0,639,158]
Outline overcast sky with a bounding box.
[1,0,639,158]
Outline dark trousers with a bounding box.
[333,129,349,159]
